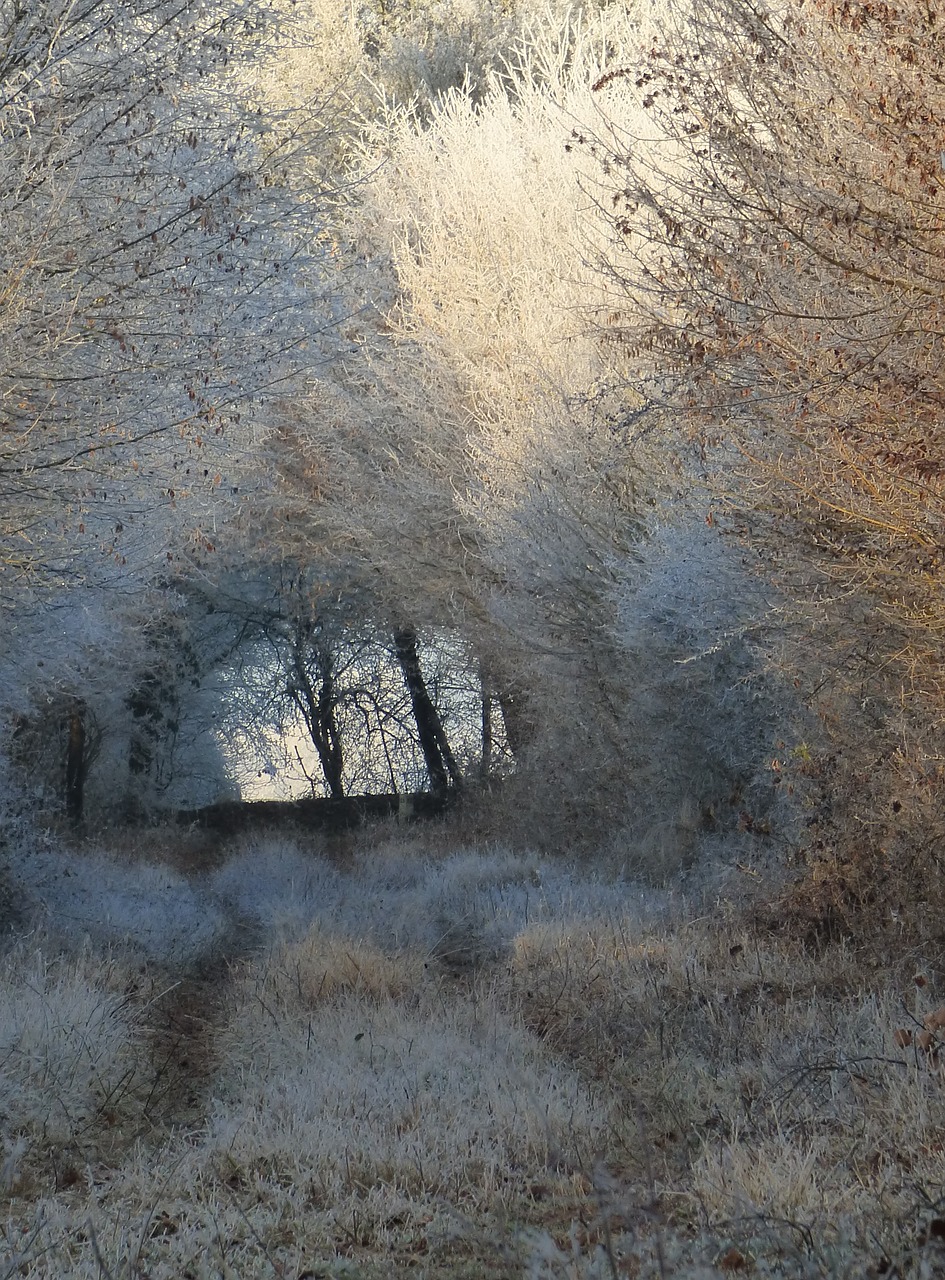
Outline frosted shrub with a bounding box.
[609,519,807,875]
[262,0,591,126]
[280,9,661,844]
[357,0,521,107]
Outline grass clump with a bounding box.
[0,944,143,1200]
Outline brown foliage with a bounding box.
[595,0,945,631]
[592,0,945,935]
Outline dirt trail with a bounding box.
[140,911,262,1133]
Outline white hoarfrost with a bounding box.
[0,948,138,1151]
[13,845,228,968]
[209,836,672,964]
[611,515,807,871]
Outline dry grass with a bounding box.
[1,825,944,1278]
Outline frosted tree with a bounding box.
[0,0,337,821]
[587,0,945,867]
[591,0,945,640]
[265,12,663,839]
[0,0,330,605]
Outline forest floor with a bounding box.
[1,821,944,1278]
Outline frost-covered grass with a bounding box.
[0,947,140,1168]
[1,824,943,1279]
[12,841,229,968]
[209,835,671,963]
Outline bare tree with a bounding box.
[170,557,488,803]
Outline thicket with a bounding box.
[9,0,914,876]
[0,0,792,860]
[586,0,945,941]
[261,0,795,851]
[0,0,332,823]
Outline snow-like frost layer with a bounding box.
[209,838,670,963]
[15,846,228,967]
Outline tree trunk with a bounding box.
[498,682,534,757]
[480,681,493,781]
[290,631,345,800]
[393,626,462,797]
[65,702,86,826]
[127,675,160,778]
[316,656,345,800]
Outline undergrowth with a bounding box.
[0,821,942,1278]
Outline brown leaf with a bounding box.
[717,1247,752,1271]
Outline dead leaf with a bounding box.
[716,1246,752,1271]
